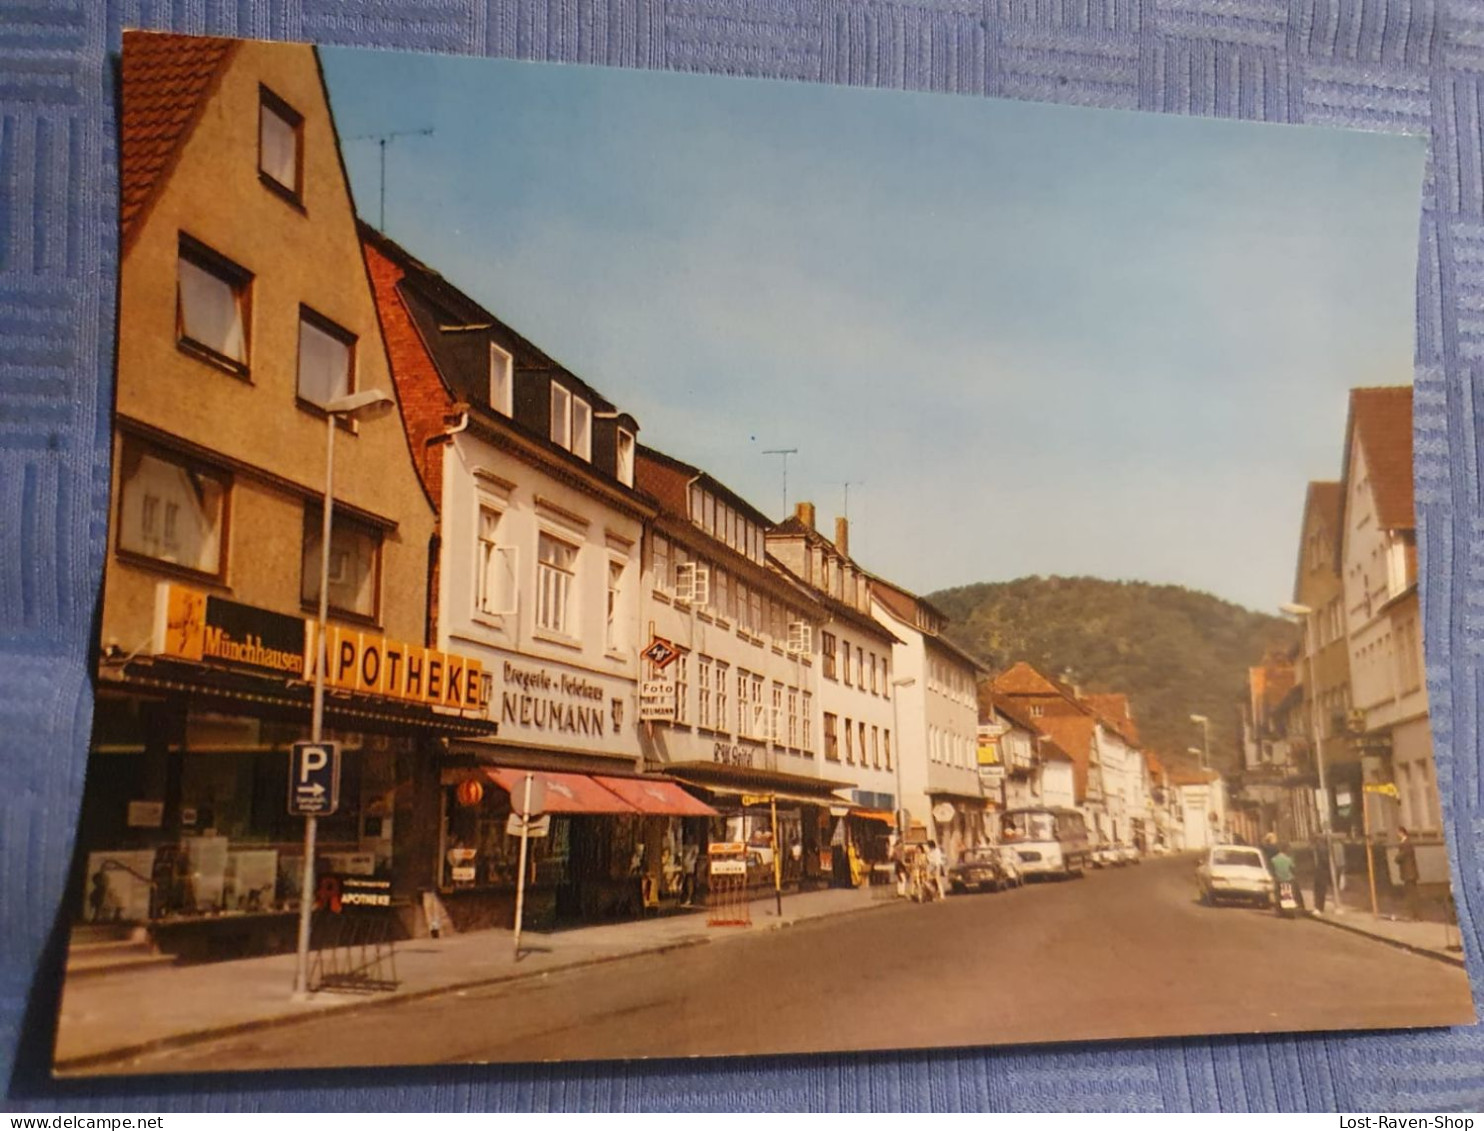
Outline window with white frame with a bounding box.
[650,534,671,593]
[616,428,635,486]
[787,687,799,748]
[871,725,880,769]
[736,668,749,735]
[673,653,690,725]
[549,382,592,459]
[476,504,516,616]
[752,674,765,737]
[824,712,839,762]
[716,662,730,733]
[698,656,713,730]
[860,721,869,769]
[844,716,855,764]
[572,396,592,460]
[536,532,578,635]
[489,343,513,415]
[297,308,355,409]
[802,691,813,753]
[177,237,250,372]
[605,557,626,651]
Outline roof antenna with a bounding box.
[762,448,798,517]
[346,127,434,231]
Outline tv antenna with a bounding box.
[762,448,798,517]
[346,127,434,231]
[842,480,864,519]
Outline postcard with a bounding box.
[51,31,1472,1076]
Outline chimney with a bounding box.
[795,501,815,530]
[835,516,849,557]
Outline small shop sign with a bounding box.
[639,680,677,721]
[641,635,682,670]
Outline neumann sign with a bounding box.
[498,660,609,736]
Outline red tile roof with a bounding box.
[990,661,1069,699]
[1033,714,1096,802]
[120,32,237,250]
[1344,386,1415,532]
[1085,693,1139,743]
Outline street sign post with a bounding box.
[289,741,341,817]
[511,772,545,961]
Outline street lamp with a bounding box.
[294,388,396,999]
[890,677,916,839]
[1189,714,1210,769]
[1281,601,1344,914]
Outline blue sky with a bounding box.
[323,48,1425,613]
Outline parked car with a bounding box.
[1116,842,1141,866]
[948,847,1008,894]
[1091,842,1120,868]
[1196,845,1274,907]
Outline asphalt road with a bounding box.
[116,855,1476,1073]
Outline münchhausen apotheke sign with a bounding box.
[154,583,305,677]
[151,582,486,710]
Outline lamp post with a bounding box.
[890,677,916,839]
[294,388,396,999]
[1281,601,1344,914]
[1188,714,1210,769]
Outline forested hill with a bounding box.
[927,576,1298,774]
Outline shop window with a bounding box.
[297,307,356,410]
[117,441,229,578]
[177,236,251,373]
[536,532,578,636]
[302,508,381,620]
[258,86,303,202]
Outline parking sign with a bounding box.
[289,741,341,816]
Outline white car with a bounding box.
[1196,846,1274,907]
[1116,842,1141,866]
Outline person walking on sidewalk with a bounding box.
[1395,826,1421,921]
[926,840,947,901]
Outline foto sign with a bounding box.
[639,680,677,721]
[289,741,341,816]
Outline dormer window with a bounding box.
[489,343,513,415]
[549,381,591,460]
[258,87,302,203]
[616,428,635,486]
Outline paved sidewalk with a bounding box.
[1298,887,1469,967]
[54,885,889,1073]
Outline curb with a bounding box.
[1307,910,1468,969]
[53,896,896,1075]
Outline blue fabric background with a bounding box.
[1,0,1481,1113]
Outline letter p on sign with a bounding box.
[289,740,342,817]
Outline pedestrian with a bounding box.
[1311,835,1332,916]
[1260,831,1279,863]
[926,839,947,901]
[1395,826,1421,921]
[1269,843,1305,916]
[891,837,908,898]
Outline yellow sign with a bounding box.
[1363,781,1400,800]
[155,583,485,711]
[977,740,1000,766]
[741,793,773,807]
[314,623,485,711]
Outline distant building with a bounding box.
[871,579,987,862]
[1290,480,1358,834]
[1339,386,1445,882]
[768,504,903,882]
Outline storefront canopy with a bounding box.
[594,776,718,817]
[483,768,638,814]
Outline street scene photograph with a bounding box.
[51,30,1474,1076]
